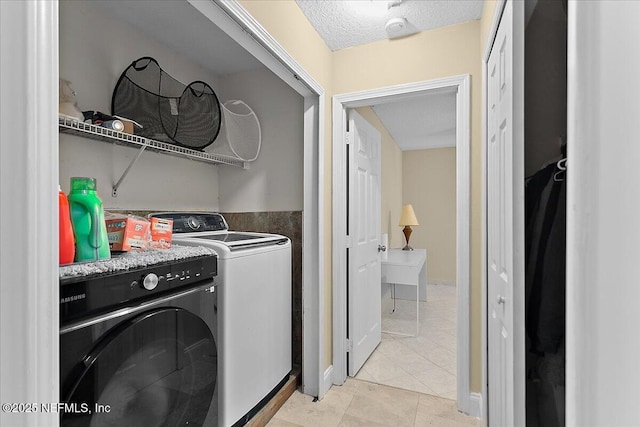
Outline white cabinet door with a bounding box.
[348,110,382,376]
[486,1,525,425]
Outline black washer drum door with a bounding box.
[62,308,217,427]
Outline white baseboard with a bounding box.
[468,392,483,419]
[320,365,334,398]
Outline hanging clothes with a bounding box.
[525,160,566,427]
[525,161,566,354]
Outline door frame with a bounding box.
[331,75,475,415]
[0,2,326,423]
[0,2,60,426]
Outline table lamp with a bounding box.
[399,204,419,251]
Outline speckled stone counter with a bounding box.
[59,244,217,279]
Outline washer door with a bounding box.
[62,307,216,427]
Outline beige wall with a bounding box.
[357,106,456,283]
[333,21,483,393]
[241,1,494,393]
[356,108,456,282]
[354,107,404,249]
[403,148,457,284]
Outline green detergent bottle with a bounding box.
[68,177,111,262]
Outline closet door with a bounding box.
[486,1,525,425]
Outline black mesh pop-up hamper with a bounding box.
[112,57,221,150]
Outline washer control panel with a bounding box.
[60,255,218,326]
[149,212,228,234]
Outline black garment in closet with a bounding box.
[525,161,566,427]
[526,162,566,354]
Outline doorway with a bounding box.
[332,75,476,414]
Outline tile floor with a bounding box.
[266,378,481,427]
[265,284,477,427]
[357,284,458,399]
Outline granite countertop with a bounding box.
[59,244,217,279]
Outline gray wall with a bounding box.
[59,0,222,210]
[217,68,304,212]
[58,0,303,213]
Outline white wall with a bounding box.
[567,1,640,425]
[217,68,304,212]
[59,0,221,210]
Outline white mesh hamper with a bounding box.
[207,100,261,162]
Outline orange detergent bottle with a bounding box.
[59,186,75,264]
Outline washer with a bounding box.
[60,252,219,427]
[151,212,292,427]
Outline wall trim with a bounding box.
[331,75,473,414]
[0,1,59,426]
[199,0,323,97]
[321,365,334,397]
[468,392,483,419]
[331,93,348,385]
[454,74,473,416]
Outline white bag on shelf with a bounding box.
[206,100,261,162]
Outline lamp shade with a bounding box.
[399,204,419,226]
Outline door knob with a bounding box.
[496,295,505,304]
[378,245,387,252]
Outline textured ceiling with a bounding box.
[296,0,484,51]
[372,89,457,151]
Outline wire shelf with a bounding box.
[58,115,246,168]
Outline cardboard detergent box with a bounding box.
[105,217,150,251]
[150,217,173,249]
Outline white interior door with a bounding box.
[486,1,525,425]
[347,110,382,376]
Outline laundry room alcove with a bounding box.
[57,0,305,420]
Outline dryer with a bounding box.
[59,251,219,427]
[150,212,292,427]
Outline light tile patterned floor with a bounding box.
[357,284,458,400]
[266,378,481,427]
